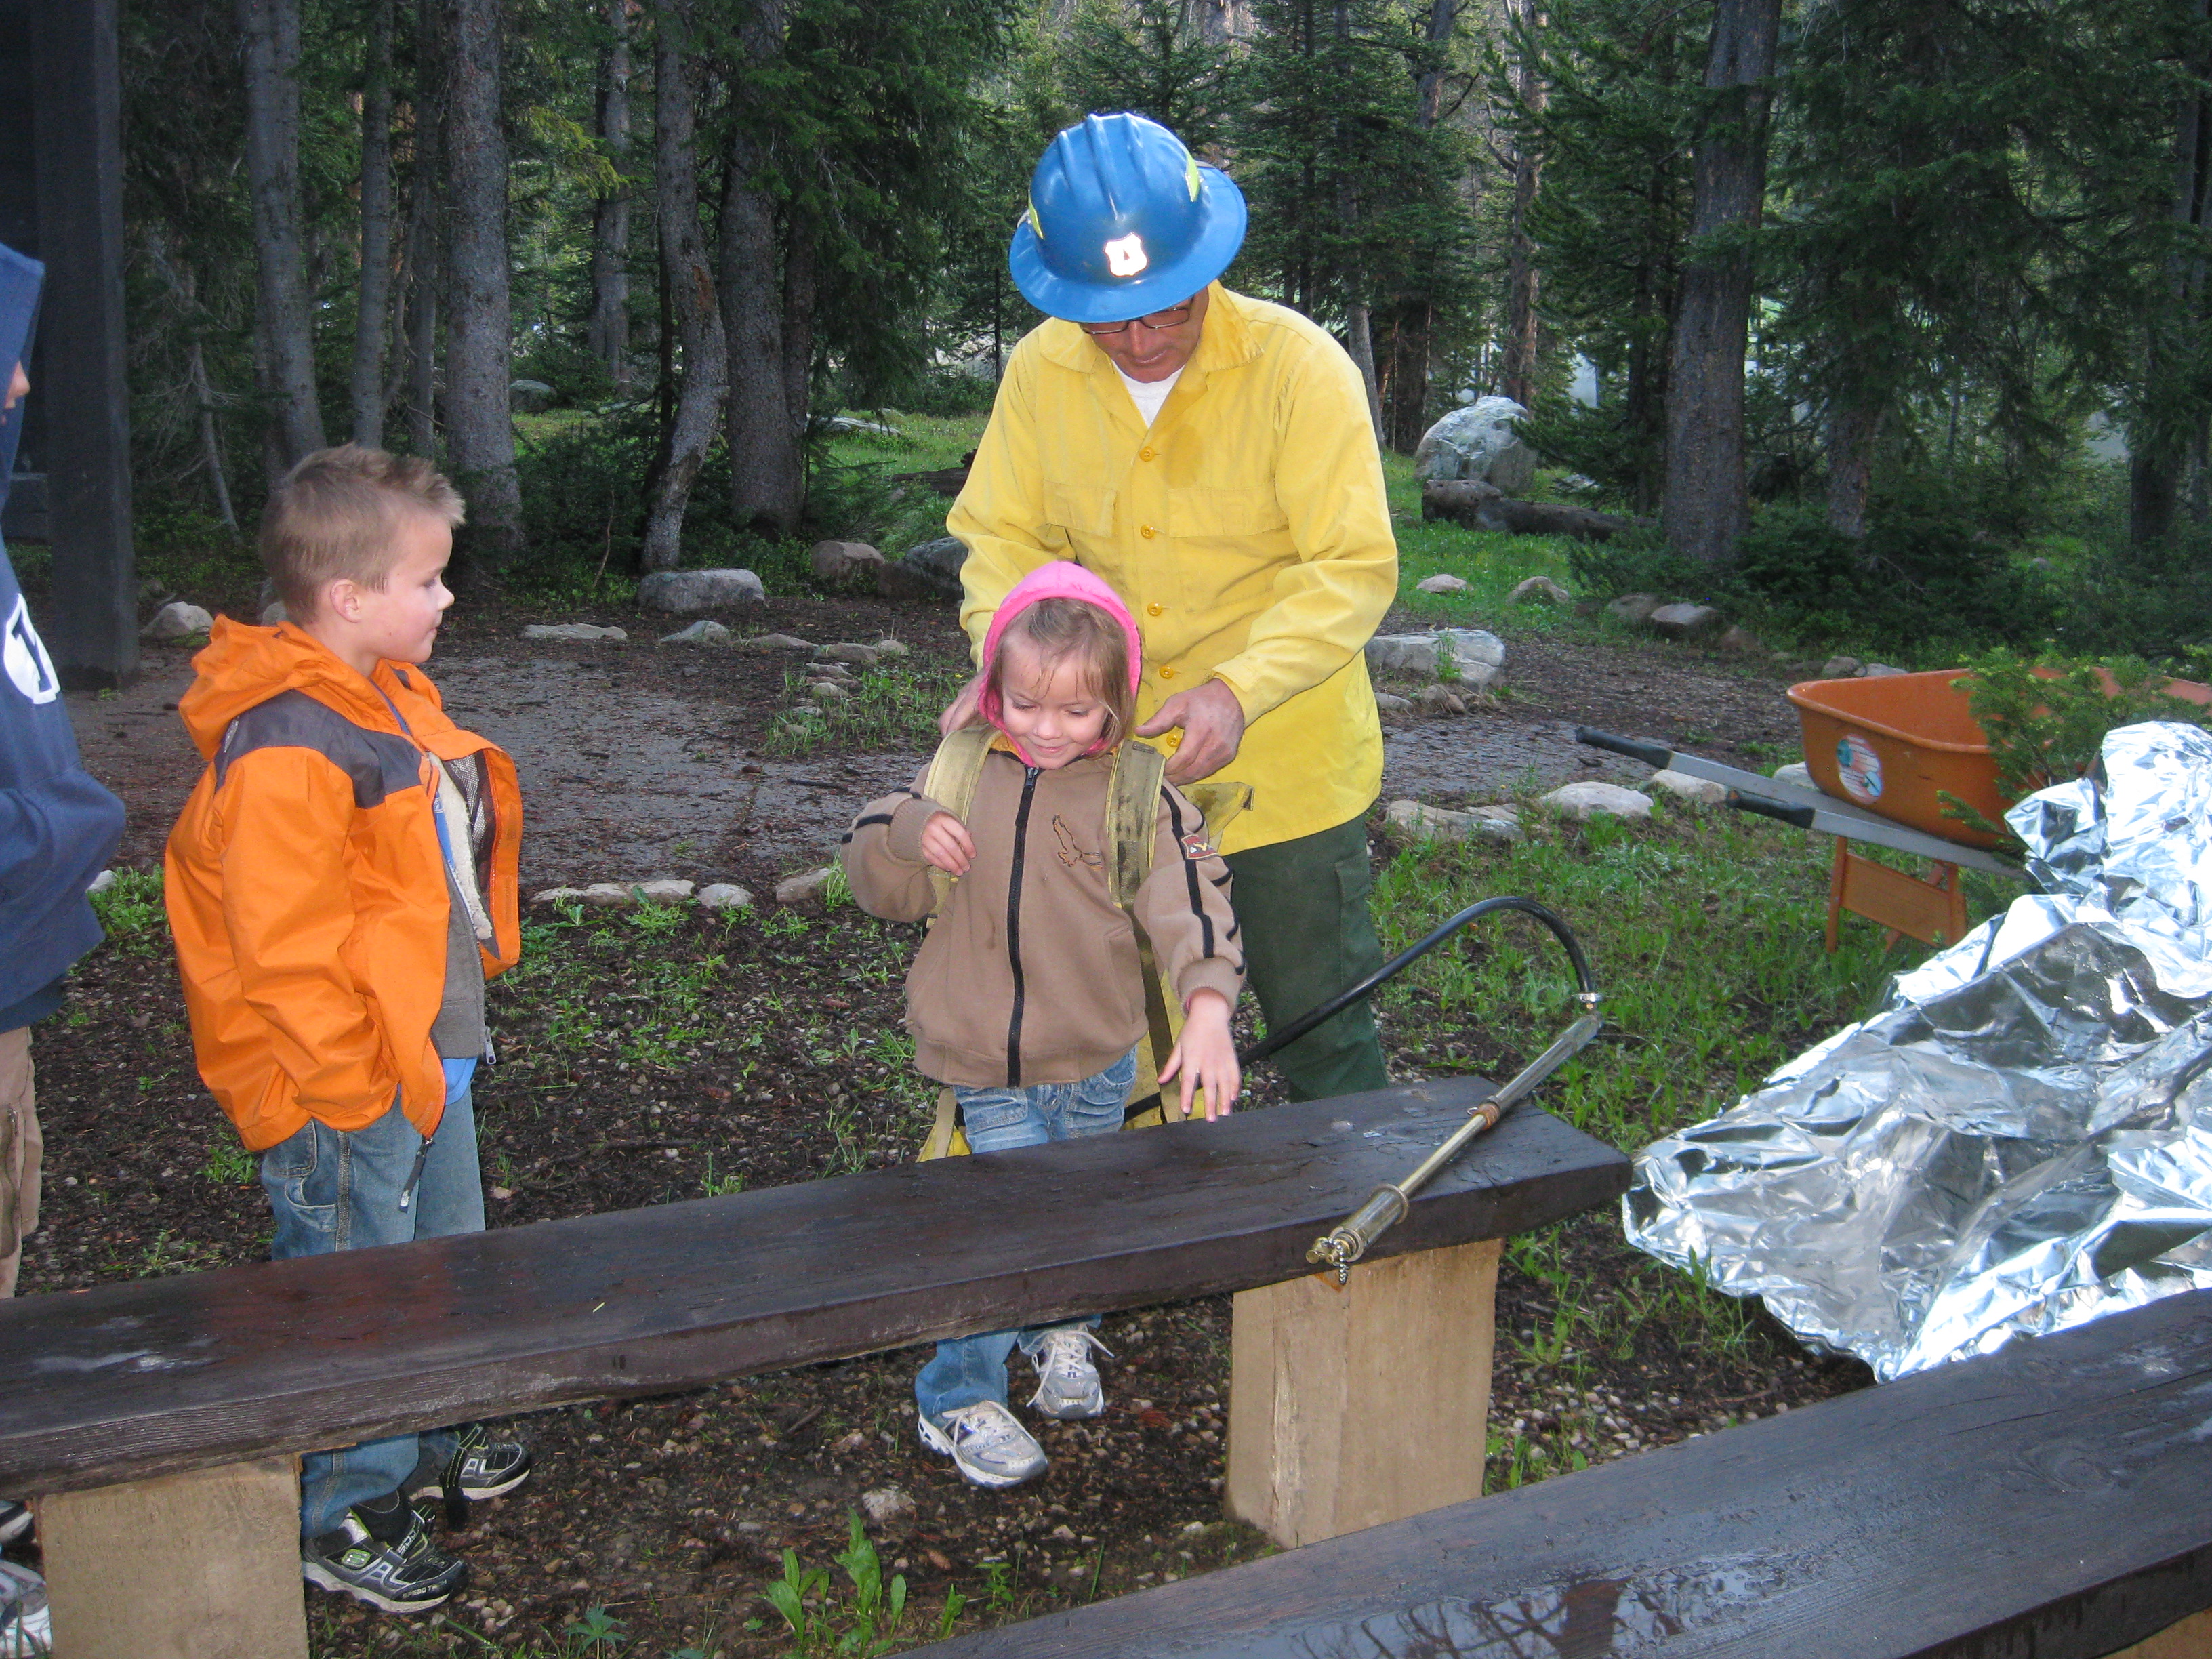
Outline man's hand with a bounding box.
[938,673,986,736]
[918,811,977,876]
[1136,678,1246,785]
[1158,988,1241,1122]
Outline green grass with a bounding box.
[1374,451,1586,630]
[765,657,969,758]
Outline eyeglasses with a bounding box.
[1078,302,1197,337]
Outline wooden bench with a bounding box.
[907,1283,2212,1659]
[0,1078,1626,1658]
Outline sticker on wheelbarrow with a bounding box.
[1836,734,1883,802]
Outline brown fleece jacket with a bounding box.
[841,742,1244,1089]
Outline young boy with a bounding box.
[165,445,528,1614]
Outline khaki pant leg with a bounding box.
[0,1025,37,1297]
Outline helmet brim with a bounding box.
[1008,165,1248,325]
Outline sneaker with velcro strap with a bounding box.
[302,1492,467,1614]
[919,1400,1049,1489]
[0,1501,29,1547]
[438,1422,532,1501]
[1026,1327,1112,1420]
[0,1559,49,1658]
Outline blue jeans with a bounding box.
[914,1049,1133,1423]
[262,1089,485,1538]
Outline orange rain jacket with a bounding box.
[165,620,522,1152]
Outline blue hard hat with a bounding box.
[1009,112,1248,325]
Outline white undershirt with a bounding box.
[1115,365,1183,427]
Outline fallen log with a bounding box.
[1420,477,1641,542]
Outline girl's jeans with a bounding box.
[914,1049,1135,1425]
[261,1090,485,1539]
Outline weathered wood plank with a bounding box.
[906,1286,2212,1659]
[0,1084,1625,1496]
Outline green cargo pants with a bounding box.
[1223,814,1391,1103]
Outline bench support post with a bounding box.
[37,1456,308,1659]
[1225,1235,1500,1549]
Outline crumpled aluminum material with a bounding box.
[1624,721,2212,1380]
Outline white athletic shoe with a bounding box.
[919,1401,1049,1489]
[1026,1328,1113,1420]
[0,1559,50,1658]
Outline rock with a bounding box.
[1366,633,1439,677]
[785,703,825,720]
[810,661,855,680]
[1772,762,1814,789]
[1540,781,1653,823]
[659,619,732,647]
[809,680,855,702]
[1603,593,1662,628]
[579,882,636,906]
[809,539,886,586]
[775,866,838,908]
[1863,662,1908,678]
[86,869,116,895]
[879,535,968,602]
[823,415,899,436]
[1414,573,1470,595]
[1385,800,1522,845]
[1647,602,1725,640]
[523,623,628,643]
[1820,655,1862,680]
[872,638,911,659]
[1647,769,1727,807]
[636,568,765,614]
[508,377,557,413]
[633,879,696,904]
[1508,575,1572,606]
[531,886,588,906]
[260,600,289,626]
[1412,396,1539,493]
[739,632,815,652]
[1437,627,1506,687]
[1716,625,1764,655]
[817,642,880,667]
[142,600,213,641]
[1420,477,1504,526]
[697,882,754,911]
[1374,692,1412,713]
[1415,684,1467,717]
[860,1487,915,1528]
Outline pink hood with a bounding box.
[979,561,1144,764]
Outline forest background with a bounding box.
[99,0,2212,666]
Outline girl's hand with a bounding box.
[920,811,977,876]
[1158,988,1241,1122]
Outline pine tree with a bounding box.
[1062,0,1231,146]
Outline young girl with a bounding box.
[842,561,1244,1490]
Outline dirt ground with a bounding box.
[22,581,1868,1657]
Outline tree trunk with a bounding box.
[2133,42,2212,550]
[1660,0,1778,567]
[148,227,240,533]
[443,0,523,566]
[236,0,327,473]
[587,0,634,394]
[1499,0,1545,408]
[1345,301,1384,444]
[781,205,819,523]
[640,0,729,572]
[720,0,802,535]
[1414,0,1458,128]
[1825,397,1881,539]
[349,0,398,447]
[403,0,443,455]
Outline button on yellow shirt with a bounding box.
[948,285,1398,854]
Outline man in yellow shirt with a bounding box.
[942,112,1399,1103]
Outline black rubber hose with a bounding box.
[1237,895,1597,1067]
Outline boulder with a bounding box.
[1716,625,1764,655]
[1771,762,1814,789]
[636,568,765,614]
[508,377,557,413]
[809,539,886,586]
[823,415,900,436]
[579,882,636,906]
[260,600,289,626]
[86,869,116,895]
[817,642,880,667]
[1374,692,1412,713]
[775,866,838,908]
[1507,575,1572,606]
[872,638,911,659]
[142,600,213,641]
[1437,627,1505,687]
[809,661,855,680]
[1385,799,1523,845]
[1604,593,1662,628]
[633,878,696,904]
[522,623,628,643]
[531,886,588,906]
[878,536,968,602]
[1647,769,1727,808]
[1420,476,1504,526]
[809,680,855,703]
[1648,602,1725,640]
[697,882,754,911]
[1412,396,1539,493]
[1540,781,1653,823]
[739,632,816,652]
[1365,633,1439,677]
[1415,684,1467,718]
[1864,662,1907,678]
[1820,655,1862,680]
[659,619,732,647]
[1414,573,1470,595]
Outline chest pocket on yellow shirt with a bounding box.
[1044,481,1116,537]
[1167,486,1288,539]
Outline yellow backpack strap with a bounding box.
[1107,743,1192,1122]
[920,724,994,919]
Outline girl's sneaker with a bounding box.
[0,1559,48,1658]
[920,1401,1048,1488]
[1026,1329,1111,1420]
[302,1494,467,1614]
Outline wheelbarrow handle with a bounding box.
[1727,791,1817,830]
[1574,726,1674,770]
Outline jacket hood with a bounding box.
[977,560,1143,764]
[0,243,43,518]
[178,617,395,758]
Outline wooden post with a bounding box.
[37,1456,308,1659]
[2106,1609,2212,1658]
[1225,1236,1500,1549]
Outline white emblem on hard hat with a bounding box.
[1103,234,1149,276]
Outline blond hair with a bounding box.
[261,445,466,619]
[989,597,1135,747]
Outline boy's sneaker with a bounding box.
[1027,1328,1112,1420]
[302,1493,467,1614]
[0,1559,48,1658]
[437,1423,533,1501]
[919,1401,1049,1489]
[0,1501,29,1546]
